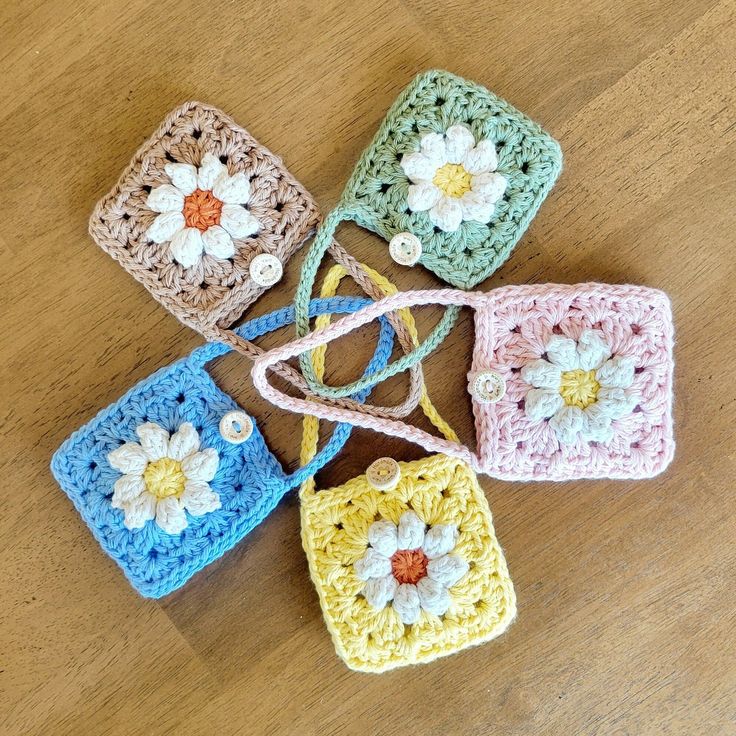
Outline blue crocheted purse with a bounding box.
[51,296,394,598]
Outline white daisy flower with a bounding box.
[107,421,221,535]
[521,329,638,444]
[354,510,469,624]
[146,152,260,268]
[400,125,507,233]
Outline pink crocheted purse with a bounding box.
[253,283,675,481]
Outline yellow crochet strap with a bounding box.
[299,264,458,497]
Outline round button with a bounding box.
[249,254,283,287]
[366,457,401,491]
[219,411,254,444]
[469,371,506,404]
[388,232,422,267]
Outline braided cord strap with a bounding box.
[300,270,459,497]
[207,252,425,420]
[294,206,460,399]
[255,289,480,470]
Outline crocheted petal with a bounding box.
[458,191,495,224]
[577,330,611,370]
[545,335,580,371]
[220,205,260,238]
[167,422,200,461]
[525,388,563,421]
[135,422,170,461]
[202,226,236,259]
[121,493,156,530]
[363,576,397,609]
[147,211,185,243]
[596,355,636,389]
[419,132,447,167]
[212,171,251,205]
[111,474,145,508]
[170,228,204,268]
[584,413,615,443]
[463,138,498,175]
[407,182,441,212]
[108,442,148,474]
[427,554,469,588]
[155,497,188,535]
[549,406,587,444]
[429,197,463,233]
[596,387,637,420]
[401,152,436,183]
[164,163,198,195]
[147,184,185,213]
[471,171,507,202]
[197,152,227,190]
[367,520,399,557]
[422,524,458,559]
[521,359,561,390]
[393,583,421,624]
[354,548,392,581]
[416,576,452,616]
[445,124,475,164]
[397,510,426,550]
[181,481,221,516]
[181,447,219,482]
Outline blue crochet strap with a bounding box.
[188,295,395,487]
[293,207,459,399]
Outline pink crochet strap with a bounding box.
[252,289,483,469]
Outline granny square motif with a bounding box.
[341,69,562,288]
[301,455,516,672]
[50,297,393,598]
[472,283,675,480]
[89,101,319,334]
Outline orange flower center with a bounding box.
[183,189,223,232]
[391,548,428,585]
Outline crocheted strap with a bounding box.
[299,272,460,498]
[254,289,483,470]
[203,237,428,421]
[294,206,460,399]
[188,291,396,484]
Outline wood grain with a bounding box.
[1,1,735,733]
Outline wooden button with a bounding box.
[366,457,401,491]
[469,371,506,403]
[219,411,254,444]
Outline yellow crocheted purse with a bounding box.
[299,267,516,673]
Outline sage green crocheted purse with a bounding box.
[293,69,562,399]
[341,69,563,289]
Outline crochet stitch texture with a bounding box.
[253,283,675,481]
[340,69,562,289]
[50,296,395,598]
[89,101,319,334]
[300,454,516,672]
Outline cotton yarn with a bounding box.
[50,292,397,598]
[299,287,514,672]
[293,69,562,400]
[254,283,675,481]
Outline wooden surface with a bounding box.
[1,1,735,733]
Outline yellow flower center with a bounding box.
[559,369,600,409]
[143,457,186,499]
[433,163,472,198]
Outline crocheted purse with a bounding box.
[254,284,675,481]
[298,288,515,673]
[89,100,319,335]
[293,68,562,398]
[88,101,424,421]
[50,293,395,598]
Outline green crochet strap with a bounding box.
[294,204,460,399]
